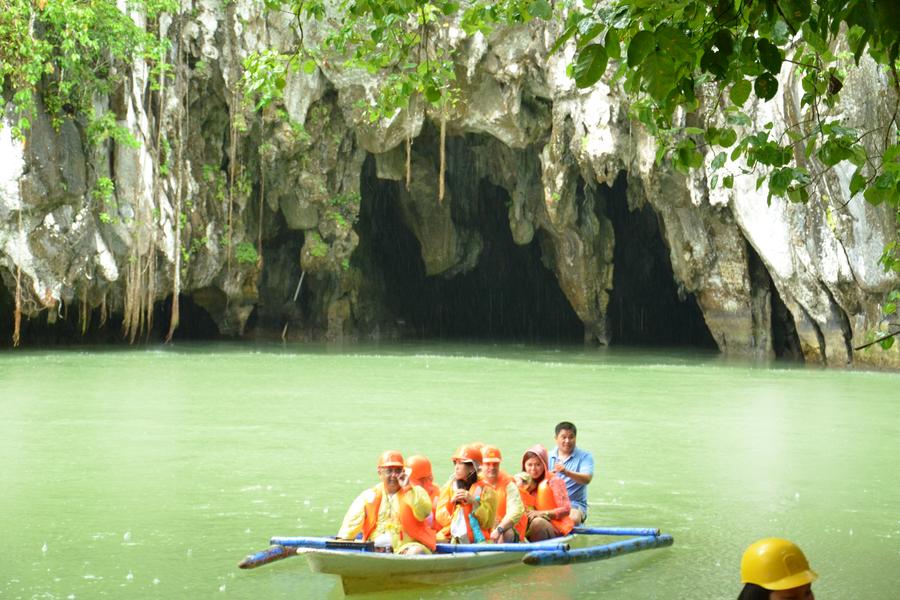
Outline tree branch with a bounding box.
[854,329,900,351]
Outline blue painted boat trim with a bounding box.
[572,526,660,537]
[238,544,291,569]
[269,535,569,554]
[522,534,674,566]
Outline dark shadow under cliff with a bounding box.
[0,283,220,348]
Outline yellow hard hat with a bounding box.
[740,538,818,590]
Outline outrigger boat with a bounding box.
[239,527,674,594]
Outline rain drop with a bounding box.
[126,571,134,581]
[67,595,75,600]
[42,543,48,554]
[187,549,193,558]
[123,531,132,542]
[849,529,854,536]
[219,584,226,592]
[303,499,311,506]
[794,492,800,501]
[323,507,329,514]
[152,578,160,585]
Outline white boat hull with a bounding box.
[300,536,573,594]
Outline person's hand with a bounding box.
[490,527,503,543]
[453,489,469,504]
[553,463,565,474]
[398,469,410,488]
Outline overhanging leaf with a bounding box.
[573,43,608,88]
[757,38,783,74]
[549,24,577,56]
[627,30,656,68]
[605,28,621,59]
[529,0,552,20]
[730,79,752,106]
[754,73,778,100]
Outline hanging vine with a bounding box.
[12,209,23,347]
[166,18,187,343]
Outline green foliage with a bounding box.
[243,50,291,110]
[92,176,115,204]
[85,110,140,148]
[572,43,608,88]
[0,0,176,137]
[308,231,329,258]
[234,242,259,265]
[92,176,119,223]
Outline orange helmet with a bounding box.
[469,442,486,452]
[377,450,404,468]
[405,455,433,481]
[452,445,482,466]
[481,445,502,464]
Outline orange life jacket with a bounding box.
[361,485,437,551]
[423,481,441,531]
[442,480,491,543]
[519,474,574,536]
[490,471,527,540]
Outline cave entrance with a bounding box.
[747,244,803,360]
[356,153,583,343]
[602,173,718,348]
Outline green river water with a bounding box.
[2,343,899,599]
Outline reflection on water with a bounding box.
[1,342,899,599]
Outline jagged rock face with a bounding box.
[1,4,898,366]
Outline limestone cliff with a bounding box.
[1,2,898,366]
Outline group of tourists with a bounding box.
[334,419,819,600]
[335,421,594,554]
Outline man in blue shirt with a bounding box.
[548,421,594,526]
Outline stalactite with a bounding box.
[99,292,108,329]
[227,89,239,274]
[80,287,90,335]
[12,208,22,347]
[405,135,412,192]
[405,94,415,191]
[144,238,156,339]
[123,251,139,342]
[438,109,446,202]
[257,150,265,268]
[13,264,22,347]
[166,27,186,343]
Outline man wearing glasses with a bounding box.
[336,450,436,554]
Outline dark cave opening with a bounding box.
[0,283,221,348]
[602,173,718,348]
[747,244,803,360]
[356,152,584,343]
[243,218,313,337]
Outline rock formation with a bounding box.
[1,3,897,366]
